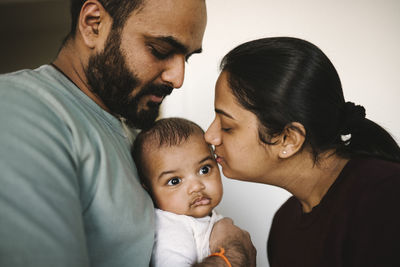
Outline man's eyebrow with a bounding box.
[155,36,203,57]
[215,108,235,120]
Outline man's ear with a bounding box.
[78,0,110,49]
[277,122,306,159]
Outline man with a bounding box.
[0,0,255,266]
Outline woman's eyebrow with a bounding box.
[215,108,235,120]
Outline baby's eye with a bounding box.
[199,165,211,175]
[167,177,181,186]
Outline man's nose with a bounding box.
[161,55,185,89]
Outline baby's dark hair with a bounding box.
[131,117,206,189]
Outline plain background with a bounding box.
[1,0,399,266]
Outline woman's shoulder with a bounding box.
[342,158,400,210]
[339,159,400,228]
[345,157,400,185]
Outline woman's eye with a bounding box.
[221,127,232,132]
[199,165,211,175]
[167,177,181,186]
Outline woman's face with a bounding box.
[205,71,278,183]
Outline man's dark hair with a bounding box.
[66,0,144,41]
[131,117,206,189]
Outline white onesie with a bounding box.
[150,209,223,267]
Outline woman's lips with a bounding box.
[214,153,223,164]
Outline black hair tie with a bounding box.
[340,102,366,145]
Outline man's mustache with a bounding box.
[140,83,174,98]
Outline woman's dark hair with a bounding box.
[221,37,400,163]
[66,0,144,41]
[131,117,206,189]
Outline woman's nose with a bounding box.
[205,118,221,146]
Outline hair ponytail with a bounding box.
[337,113,400,163]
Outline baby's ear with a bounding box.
[141,183,149,191]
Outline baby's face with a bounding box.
[144,133,223,218]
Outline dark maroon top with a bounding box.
[268,158,400,267]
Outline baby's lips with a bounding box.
[192,197,210,206]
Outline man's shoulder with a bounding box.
[0,65,97,128]
[0,66,66,110]
[1,65,50,86]
[1,65,66,98]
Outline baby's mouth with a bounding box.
[191,196,211,207]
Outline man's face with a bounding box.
[85,30,172,129]
[85,0,207,129]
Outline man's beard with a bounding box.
[85,30,173,129]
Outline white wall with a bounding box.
[162,1,400,266]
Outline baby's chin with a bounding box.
[164,203,216,218]
[189,206,215,218]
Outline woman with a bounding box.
[205,37,400,266]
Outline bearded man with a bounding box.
[0,0,255,266]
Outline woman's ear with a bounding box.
[278,122,306,158]
[78,0,111,49]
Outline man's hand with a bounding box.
[194,218,256,267]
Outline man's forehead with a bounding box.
[126,0,207,50]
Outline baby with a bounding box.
[132,117,224,267]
